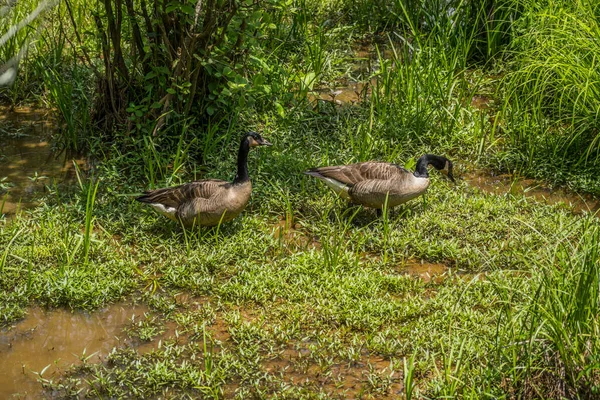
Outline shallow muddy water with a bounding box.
[308,79,377,106]
[465,171,600,214]
[403,260,449,283]
[0,106,85,217]
[0,303,148,399]
[307,43,385,107]
[272,215,321,250]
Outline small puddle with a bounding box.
[465,172,600,214]
[0,106,86,217]
[403,260,449,283]
[272,215,321,250]
[308,79,377,106]
[0,302,148,399]
[308,42,392,107]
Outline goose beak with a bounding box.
[260,139,273,146]
[441,160,455,183]
[441,167,456,183]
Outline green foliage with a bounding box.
[500,0,600,178]
[495,221,600,398]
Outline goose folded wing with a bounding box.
[309,162,409,185]
[137,179,227,207]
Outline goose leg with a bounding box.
[376,208,382,218]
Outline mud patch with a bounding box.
[470,94,493,110]
[272,215,321,251]
[465,172,600,214]
[261,344,403,398]
[0,106,86,217]
[0,302,148,399]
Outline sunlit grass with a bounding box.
[1,116,597,396]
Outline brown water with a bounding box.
[403,260,449,283]
[0,303,148,399]
[308,79,377,106]
[0,106,85,217]
[465,172,600,214]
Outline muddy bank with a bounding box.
[259,344,402,398]
[308,79,377,106]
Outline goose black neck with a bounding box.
[414,154,447,178]
[233,137,250,184]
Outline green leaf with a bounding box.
[165,2,179,13]
[228,82,247,90]
[275,101,285,118]
[180,4,194,14]
[404,157,416,170]
[301,72,316,90]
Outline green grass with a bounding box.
[1,108,598,397]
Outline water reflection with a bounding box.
[0,303,148,399]
[0,106,85,217]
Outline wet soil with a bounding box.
[0,106,85,217]
[465,171,600,214]
[470,94,494,110]
[0,303,148,399]
[308,42,388,107]
[272,215,321,251]
[259,344,403,398]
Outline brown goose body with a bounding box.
[136,132,271,228]
[137,179,252,227]
[305,155,454,210]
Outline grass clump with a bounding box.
[496,221,600,398]
[497,0,600,192]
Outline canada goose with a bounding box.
[136,132,272,227]
[305,154,454,214]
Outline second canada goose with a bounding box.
[304,154,454,213]
[136,132,272,227]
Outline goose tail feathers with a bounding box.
[135,193,155,203]
[303,170,324,178]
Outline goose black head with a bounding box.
[246,131,272,148]
[414,154,455,182]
